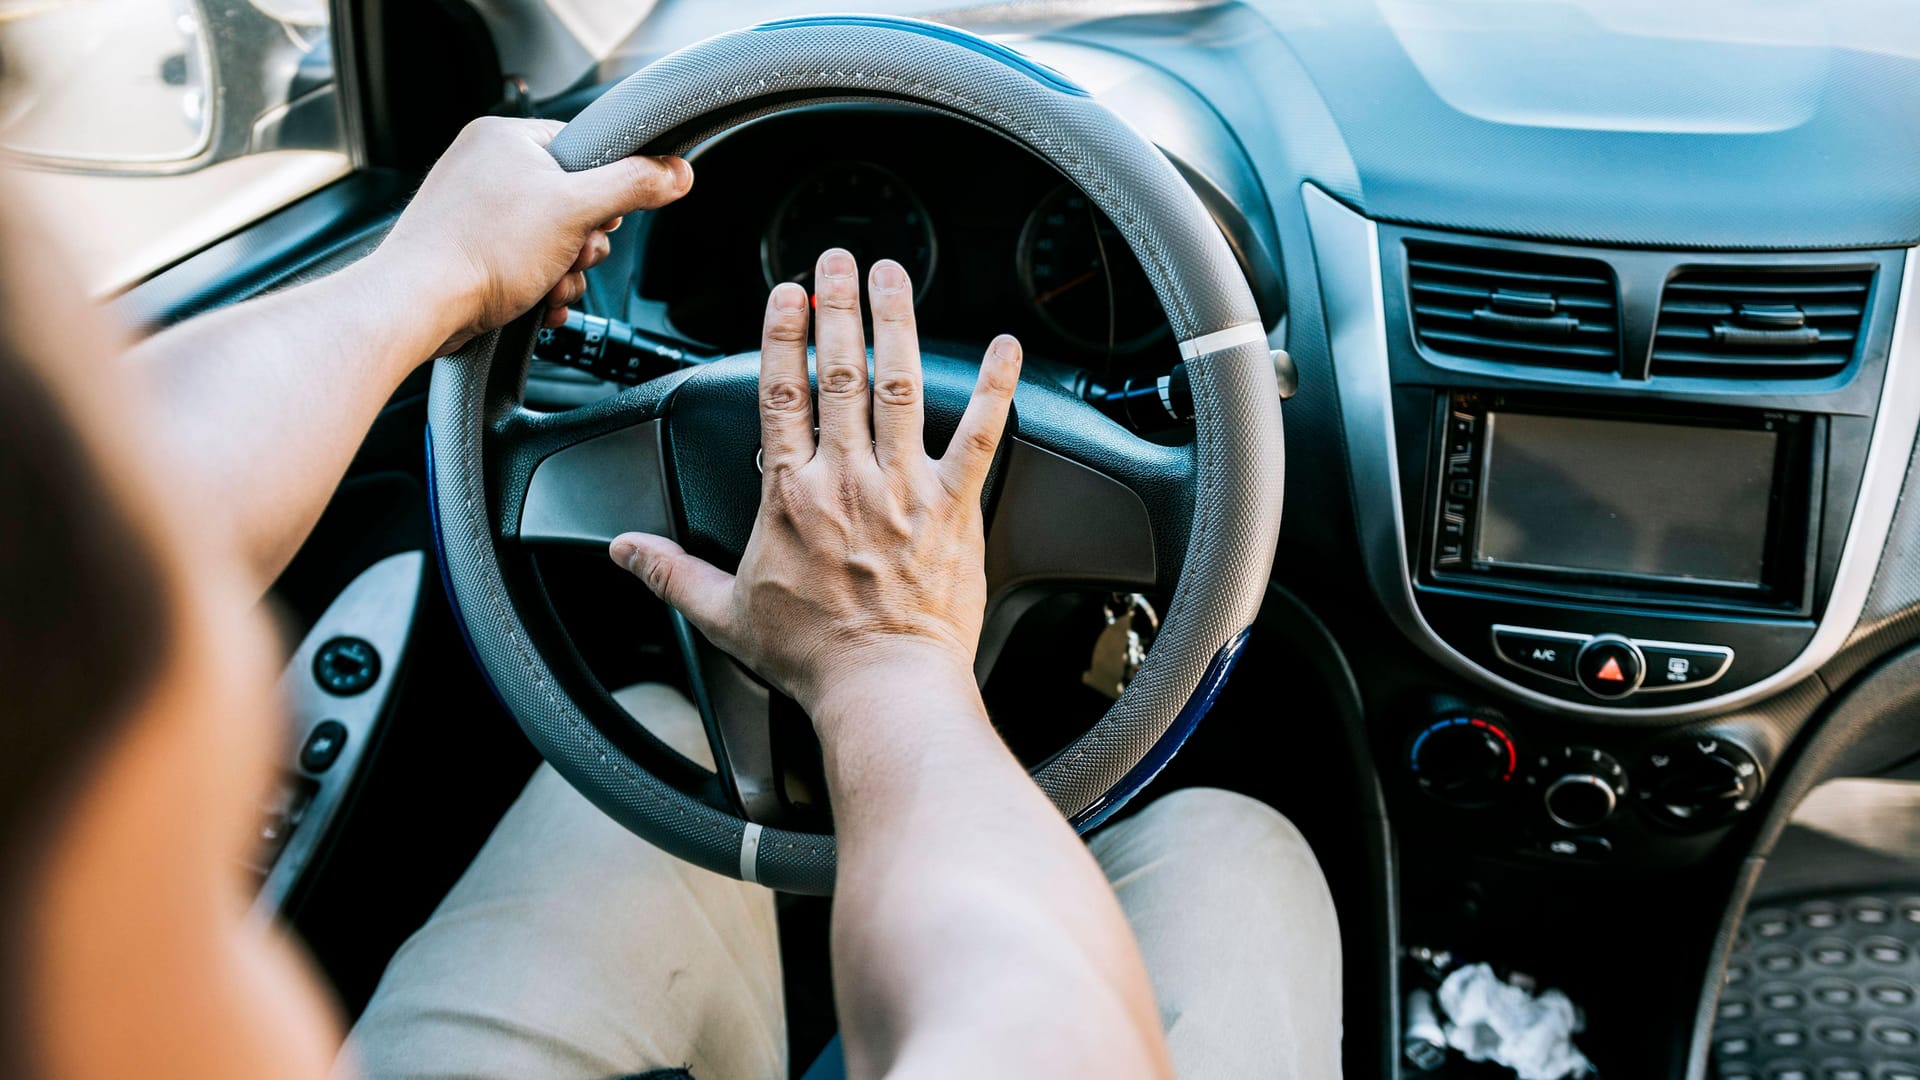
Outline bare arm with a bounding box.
[813,667,1171,1079]
[611,250,1172,1079]
[126,117,691,589]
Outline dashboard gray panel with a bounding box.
[1263,0,1920,250]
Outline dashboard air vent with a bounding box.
[1406,242,1621,372]
[1651,268,1873,380]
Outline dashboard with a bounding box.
[636,104,1181,383]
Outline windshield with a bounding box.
[500,0,1201,101]
[1376,0,1920,134]
[505,0,1920,115]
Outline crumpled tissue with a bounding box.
[1437,962,1594,1080]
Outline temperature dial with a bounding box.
[1410,715,1517,807]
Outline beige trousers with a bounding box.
[339,686,1343,1079]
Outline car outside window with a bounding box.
[0,0,351,295]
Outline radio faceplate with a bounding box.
[1406,389,1838,708]
[1423,392,1820,616]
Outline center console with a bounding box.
[1304,182,1920,865]
[1379,247,1908,722]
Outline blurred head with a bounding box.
[0,173,341,1077]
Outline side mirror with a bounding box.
[0,0,339,176]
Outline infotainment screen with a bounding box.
[1475,412,1779,587]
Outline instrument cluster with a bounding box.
[638,104,1175,379]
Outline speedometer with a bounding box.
[1018,183,1166,354]
[762,162,935,298]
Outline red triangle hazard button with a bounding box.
[1596,656,1626,682]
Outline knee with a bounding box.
[1133,787,1312,859]
[1094,788,1333,912]
[1097,790,1345,1075]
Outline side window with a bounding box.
[0,0,350,295]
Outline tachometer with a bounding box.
[762,162,935,297]
[1018,183,1166,354]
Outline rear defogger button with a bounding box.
[1635,640,1734,692]
[1492,625,1587,683]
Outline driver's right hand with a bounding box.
[608,247,1022,718]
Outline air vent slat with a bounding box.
[1802,303,1868,319]
[1413,304,1616,335]
[1658,300,1866,320]
[1656,325,1855,343]
[1663,279,1870,298]
[1422,329,1616,359]
[1406,242,1621,373]
[1407,257,1611,290]
[1649,349,1852,372]
[1650,267,1873,381]
[1412,282,1614,312]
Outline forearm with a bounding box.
[125,247,461,590]
[815,660,1171,1079]
[123,119,688,593]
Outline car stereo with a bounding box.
[1427,393,1819,611]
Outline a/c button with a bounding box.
[1492,625,1586,683]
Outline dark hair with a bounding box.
[0,264,172,1072]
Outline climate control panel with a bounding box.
[1403,705,1767,863]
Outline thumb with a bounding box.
[569,154,692,224]
[610,532,733,634]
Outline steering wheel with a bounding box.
[427,15,1284,895]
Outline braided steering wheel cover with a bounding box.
[427,16,1284,894]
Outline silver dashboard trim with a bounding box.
[1304,183,1920,718]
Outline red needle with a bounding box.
[1034,268,1097,305]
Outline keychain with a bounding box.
[1081,593,1159,700]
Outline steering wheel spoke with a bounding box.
[494,379,686,548]
[671,615,792,823]
[514,419,672,545]
[485,386,824,828]
[975,434,1174,675]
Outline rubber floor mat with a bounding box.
[1715,888,1920,1080]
